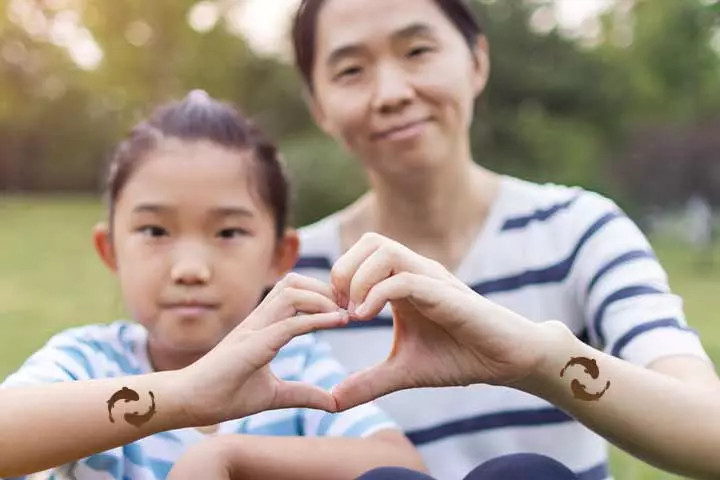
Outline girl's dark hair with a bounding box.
[292,0,484,91]
[105,91,290,238]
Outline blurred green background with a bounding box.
[1,0,719,478]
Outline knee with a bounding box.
[465,453,578,480]
[356,466,436,480]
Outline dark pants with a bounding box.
[356,453,579,480]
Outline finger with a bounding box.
[351,272,419,319]
[331,363,409,411]
[347,244,413,313]
[244,288,341,330]
[262,311,351,352]
[234,310,350,370]
[262,273,335,306]
[272,381,338,412]
[344,243,457,313]
[330,233,387,309]
[356,273,481,336]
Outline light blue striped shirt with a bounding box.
[1,321,397,480]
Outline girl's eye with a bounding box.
[335,66,363,81]
[407,46,433,58]
[138,225,168,238]
[218,228,249,239]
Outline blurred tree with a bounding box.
[600,0,720,208]
[470,0,620,194]
[0,0,718,220]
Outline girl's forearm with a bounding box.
[516,321,720,479]
[0,371,191,477]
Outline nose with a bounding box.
[170,241,211,286]
[371,62,414,114]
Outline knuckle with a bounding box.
[284,272,303,285]
[431,258,447,273]
[383,244,401,262]
[331,270,349,286]
[361,232,381,243]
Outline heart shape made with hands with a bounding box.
[324,233,548,412]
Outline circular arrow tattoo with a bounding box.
[560,357,610,401]
[107,387,157,427]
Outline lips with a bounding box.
[161,300,219,316]
[373,118,431,141]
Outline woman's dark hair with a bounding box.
[292,0,484,91]
[105,90,290,239]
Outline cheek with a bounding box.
[214,249,273,312]
[324,91,370,144]
[115,246,165,305]
[421,55,478,122]
[423,80,475,132]
[216,241,274,282]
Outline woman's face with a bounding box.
[310,0,489,176]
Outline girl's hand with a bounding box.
[330,233,555,411]
[180,273,348,425]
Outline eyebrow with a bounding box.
[132,204,255,218]
[326,23,435,67]
[394,23,435,41]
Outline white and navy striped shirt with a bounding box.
[295,175,711,480]
[1,321,397,480]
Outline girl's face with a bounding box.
[309,0,489,177]
[94,139,297,357]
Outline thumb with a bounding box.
[272,381,338,412]
[331,362,408,411]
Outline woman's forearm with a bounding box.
[169,431,426,480]
[0,371,191,477]
[516,321,720,479]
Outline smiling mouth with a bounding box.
[373,119,431,141]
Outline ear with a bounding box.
[266,228,300,285]
[471,35,491,97]
[93,222,118,273]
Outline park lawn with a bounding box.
[1,195,718,479]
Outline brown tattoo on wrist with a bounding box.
[560,357,610,401]
[107,387,157,427]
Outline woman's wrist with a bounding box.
[510,320,581,399]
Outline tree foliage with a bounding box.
[0,0,718,222]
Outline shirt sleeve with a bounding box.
[569,192,711,367]
[1,329,99,389]
[299,338,399,438]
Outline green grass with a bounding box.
[1,195,719,479]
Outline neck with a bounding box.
[343,154,501,270]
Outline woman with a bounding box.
[289,0,718,478]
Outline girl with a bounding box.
[0,91,423,479]
[284,0,718,478]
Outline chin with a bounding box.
[153,317,225,353]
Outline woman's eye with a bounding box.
[218,228,249,239]
[407,46,433,58]
[137,225,168,238]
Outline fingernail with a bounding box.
[355,303,366,317]
[347,301,356,315]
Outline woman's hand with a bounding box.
[179,273,349,426]
[330,233,558,410]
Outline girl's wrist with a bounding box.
[161,370,204,430]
